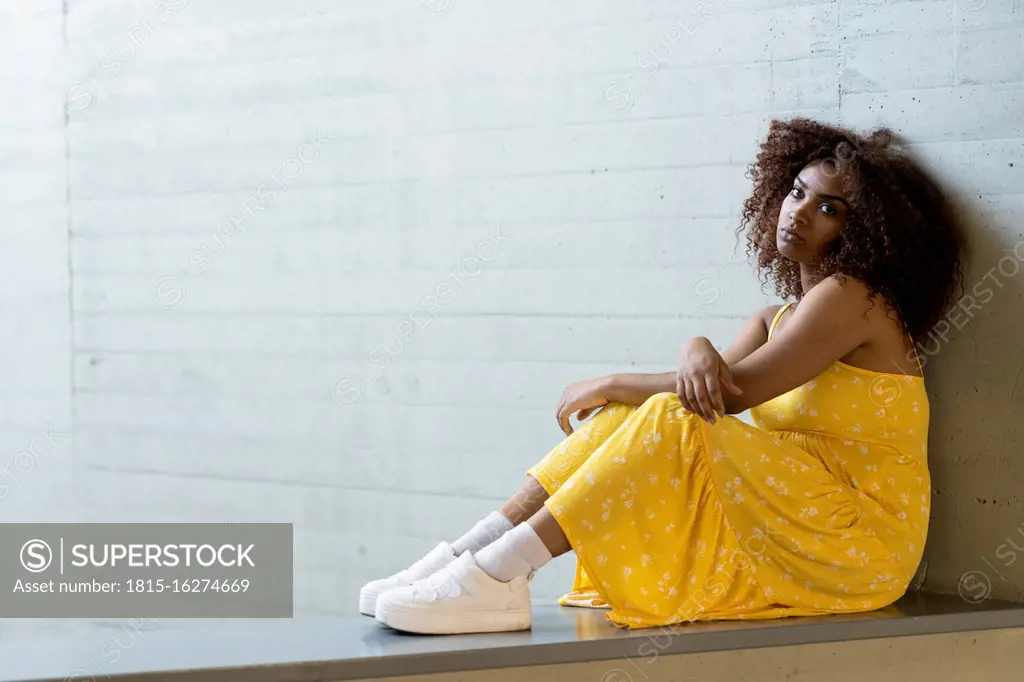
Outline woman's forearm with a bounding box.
[602,372,676,406]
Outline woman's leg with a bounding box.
[495,401,643,528]
[362,402,636,616]
[453,404,646,585]
[499,475,549,526]
[458,404,638,594]
[528,506,572,556]
[457,402,639,548]
[446,476,548,557]
[501,481,602,559]
[371,405,637,632]
[526,403,637,496]
[373,502,575,632]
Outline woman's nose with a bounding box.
[791,201,811,225]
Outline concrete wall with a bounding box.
[0,0,1022,637]
[0,0,78,642]
[0,1,74,522]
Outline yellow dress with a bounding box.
[527,302,930,628]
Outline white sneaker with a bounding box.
[374,551,533,634]
[358,541,458,617]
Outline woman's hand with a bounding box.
[556,377,611,436]
[676,337,743,424]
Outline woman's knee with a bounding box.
[598,401,634,415]
[585,402,636,429]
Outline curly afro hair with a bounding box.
[737,117,965,341]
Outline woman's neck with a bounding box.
[799,263,817,295]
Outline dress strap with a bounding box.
[768,302,796,340]
[906,332,925,375]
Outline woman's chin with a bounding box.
[776,240,804,261]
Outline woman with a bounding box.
[359,118,965,635]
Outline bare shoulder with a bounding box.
[812,273,869,300]
[803,274,903,335]
[763,277,879,345]
[806,275,918,374]
[803,275,874,312]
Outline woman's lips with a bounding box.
[779,227,804,243]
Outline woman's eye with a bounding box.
[790,187,803,198]
[820,204,837,216]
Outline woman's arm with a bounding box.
[600,305,781,407]
[721,305,780,365]
[602,371,676,405]
[721,276,874,415]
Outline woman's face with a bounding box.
[776,159,851,263]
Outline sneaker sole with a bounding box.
[359,545,460,618]
[359,596,376,617]
[375,600,531,634]
[359,587,390,617]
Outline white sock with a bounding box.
[451,511,514,556]
[474,522,552,582]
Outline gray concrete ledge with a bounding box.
[3,593,1024,682]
